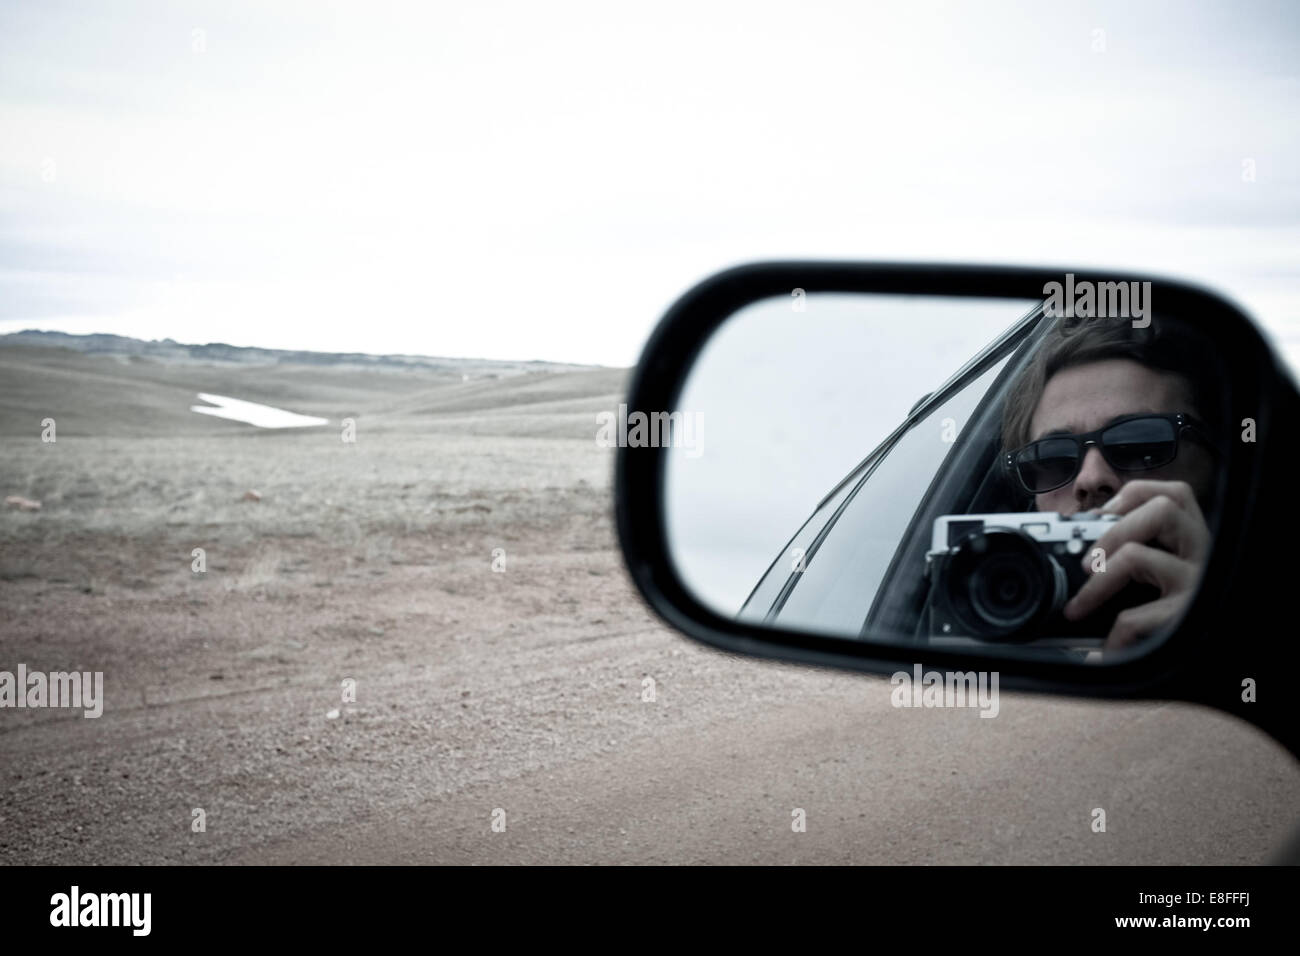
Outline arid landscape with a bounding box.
[1,337,1298,865]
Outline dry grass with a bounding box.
[0,348,625,608]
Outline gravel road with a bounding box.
[2,356,1296,864]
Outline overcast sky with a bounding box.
[665,295,1034,614]
[2,0,1298,368]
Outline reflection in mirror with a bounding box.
[664,292,1229,664]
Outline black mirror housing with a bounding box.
[615,262,1299,757]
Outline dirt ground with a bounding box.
[2,345,1297,864]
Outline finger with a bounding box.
[1103,594,1188,651]
[1100,479,1203,524]
[1064,542,1192,621]
[1089,493,1210,566]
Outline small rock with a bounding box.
[326,708,340,720]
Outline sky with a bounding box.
[665,295,1035,614]
[2,0,1298,368]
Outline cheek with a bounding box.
[1150,449,1210,485]
[1169,447,1217,500]
[1035,490,1067,513]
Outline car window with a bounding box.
[736,470,858,624]
[770,354,1012,636]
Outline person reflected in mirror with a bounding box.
[1000,315,1225,650]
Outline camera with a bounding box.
[925,511,1120,641]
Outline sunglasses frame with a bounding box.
[1004,411,1220,496]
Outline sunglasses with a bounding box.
[1004,412,1219,495]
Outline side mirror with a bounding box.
[615,262,1299,758]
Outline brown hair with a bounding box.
[1001,314,1225,456]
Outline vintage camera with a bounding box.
[925,511,1121,641]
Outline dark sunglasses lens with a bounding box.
[1103,418,1177,470]
[1015,437,1079,492]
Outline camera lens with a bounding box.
[970,552,1037,624]
[945,529,1066,639]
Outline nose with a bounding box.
[1071,446,1119,511]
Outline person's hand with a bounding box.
[1062,479,1211,650]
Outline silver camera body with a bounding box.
[925,511,1120,641]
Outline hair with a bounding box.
[1000,313,1226,458]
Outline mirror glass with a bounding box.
[663,291,1230,662]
